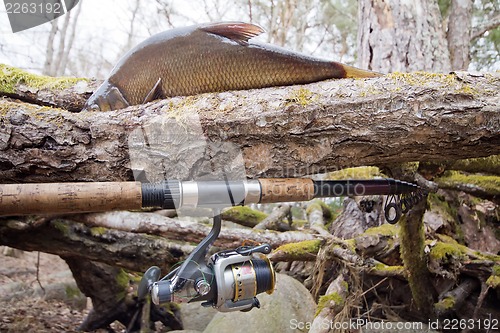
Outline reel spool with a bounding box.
[209,248,275,312]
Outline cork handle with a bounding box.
[0,182,142,216]
[258,178,315,203]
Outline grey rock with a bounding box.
[179,300,218,331]
[203,273,316,333]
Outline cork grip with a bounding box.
[0,182,143,216]
[258,178,315,203]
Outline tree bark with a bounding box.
[0,212,316,269]
[358,0,451,72]
[0,217,194,272]
[1,71,499,182]
[253,203,291,231]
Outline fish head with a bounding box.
[83,81,130,111]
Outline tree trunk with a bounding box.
[447,0,473,70]
[358,0,451,72]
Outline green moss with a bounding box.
[435,234,459,245]
[315,292,345,316]
[52,220,69,234]
[472,251,500,262]
[115,269,130,301]
[285,87,316,106]
[492,265,500,276]
[162,302,181,313]
[398,211,435,314]
[387,71,496,96]
[343,239,357,252]
[427,192,461,240]
[326,166,382,180]
[274,239,322,258]
[434,296,455,312]
[222,206,267,226]
[427,193,454,216]
[0,64,87,94]
[388,71,456,87]
[372,263,405,274]
[429,242,468,261]
[436,171,500,196]
[306,200,333,222]
[364,223,399,237]
[90,227,107,236]
[291,219,308,228]
[65,285,82,299]
[306,201,323,215]
[486,275,500,288]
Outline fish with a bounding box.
[83,22,381,111]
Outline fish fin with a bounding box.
[107,86,130,110]
[200,22,264,45]
[341,64,383,78]
[143,78,164,104]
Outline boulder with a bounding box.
[203,273,316,333]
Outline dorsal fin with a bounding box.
[200,22,264,45]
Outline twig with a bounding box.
[35,251,46,295]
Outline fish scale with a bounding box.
[83,22,381,111]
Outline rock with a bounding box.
[203,273,316,333]
[179,301,218,331]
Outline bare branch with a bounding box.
[471,14,500,41]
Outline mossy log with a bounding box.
[1,66,500,330]
[306,200,332,237]
[221,206,267,227]
[399,199,437,319]
[1,69,499,182]
[419,155,500,179]
[253,203,292,231]
[435,171,500,202]
[276,222,500,322]
[0,216,195,272]
[309,270,349,333]
[0,212,316,269]
[0,64,97,112]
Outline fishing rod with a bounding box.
[0,178,423,221]
[0,178,426,313]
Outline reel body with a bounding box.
[140,202,276,313]
[149,243,275,312]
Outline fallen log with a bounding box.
[1,69,499,182]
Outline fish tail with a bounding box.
[340,63,383,78]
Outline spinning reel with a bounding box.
[137,213,275,312]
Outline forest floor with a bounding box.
[0,249,125,333]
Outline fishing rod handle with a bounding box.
[0,182,143,216]
[259,178,315,203]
